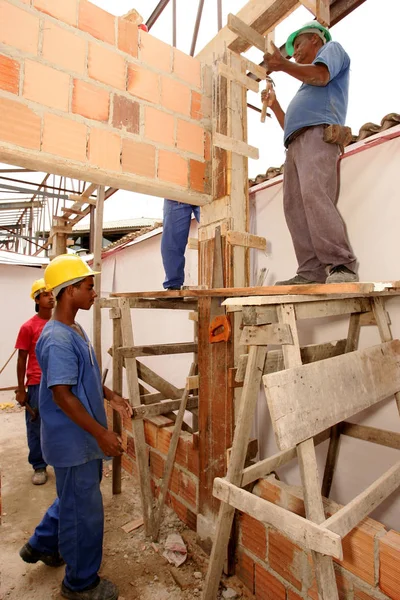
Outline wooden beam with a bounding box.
[93,185,105,369]
[186,375,199,390]
[136,361,182,400]
[341,422,400,450]
[213,132,259,160]
[299,0,330,25]
[243,58,267,80]
[226,230,266,251]
[213,478,342,559]
[227,13,266,52]
[118,342,197,357]
[240,324,293,346]
[132,396,198,419]
[218,62,259,93]
[323,461,400,538]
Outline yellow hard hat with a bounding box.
[44,254,100,292]
[31,278,46,300]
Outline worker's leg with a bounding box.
[28,498,60,554]
[58,459,104,592]
[283,143,326,282]
[161,199,194,289]
[295,126,357,272]
[26,384,47,471]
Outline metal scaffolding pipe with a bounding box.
[146,0,171,30]
[190,0,205,56]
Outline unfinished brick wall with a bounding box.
[0,0,211,203]
[109,392,400,600]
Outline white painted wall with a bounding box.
[250,130,400,529]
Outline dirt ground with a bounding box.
[0,391,247,600]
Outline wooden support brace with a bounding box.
[213,478,342,559]
[68,194,97,206]
[218,62,259,93]
[132,396,198,419]
[118,342,198,357]
[186,375,199,390]
[226,230,266,251]
[240,323,293,346]
[227,13,266,52]
[213,132,259,160]
[188,311,199,322]
[244,58,267,80]
[299,0,330,26]
[341,422,400,450]
[136,361,182,400]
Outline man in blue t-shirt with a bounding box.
[19,254,132,600]
[262,22,358,285]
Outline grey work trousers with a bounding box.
[283,125,356,282]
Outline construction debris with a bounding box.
[163,533,187,567]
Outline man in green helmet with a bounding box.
[262,22,358,285]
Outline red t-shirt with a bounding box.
[15,315,48,386]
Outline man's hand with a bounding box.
[110,393,133,419]
[15,389,28,406]
[261,85,276,108]
[96,429,124,457]
[263,41,287,73]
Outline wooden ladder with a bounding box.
[203,291,400,600]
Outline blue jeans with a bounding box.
[161,199,200,289]
[26,385,46,471]
[29,459,104,592]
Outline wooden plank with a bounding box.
[187,237,199,250]
[242,428,331,486]
[341,422,400,450]
[92,185,105,370]
[236,354,249,382]
[199,195,230,226]
[130,299,198,310]
[132,396,198,419]
[213,133,259,160]
[226,439,258,469]
[218,62,259,93]
[118,342,197,357]
[213,478,342,558]
[68,193,97,206]
[227,13,266,52]
[202,346,267,599]
[321,311,361,498]
[263,340,400,451]
[188,311,198,322]
[244,58,267,80]
[295,298,371,320]
[323,461,400,538]
[136,361,182,400]
[277,303,339,599]
[119,298,154,537]
[240,323,293,346]
[153,363,196,541]
[111,282,400,300]
[300,0,330,25]
[226,230,266,251]
[111,311,123,495]
[186,375,199,390]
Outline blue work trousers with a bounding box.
[161,199,200,289]
[29,459,104,592]
[26,385,47,471]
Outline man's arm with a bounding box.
[16,350,28,405]
[264,42,329,87]
[52,385,123,457]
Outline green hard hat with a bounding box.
[285,21,332,57]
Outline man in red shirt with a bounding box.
[15,278,54,485]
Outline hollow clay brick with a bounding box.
[149,449,165,480]
[145,106,174,147]
[144,420,158,448]
[255,564,286,600]
[240,513,267,561]
[42,22,86,75]
[23,60,70,111]
[176,119,204,157]
[78,0,115,45]
[0,54,20,94]
[139,30,171,73]
[161,76,191,116]
[72,79,110,122]
[236,549,255,594]
[121,138,155,179]
[88,42,126,90]
[179,472,197,509]
[88,127,121,172]
[0,96,41,149]
[117,18,138,57]
[379,529,400,600]
[156,425,174,455]
[173,48,201,89]
[158,150,188,188]
[268,530,303,590]
[127,64,159,103]
[112,94,139,134]
[42,113,87,162]
[33,0,78,26]
[0,1,39,55]
[189,159,207,193]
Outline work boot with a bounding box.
[19,542,65,567]
[32,468,47,485]
[325,265,359,284]
[61,579,119,600]
[274,275,322,286]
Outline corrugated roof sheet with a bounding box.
[249,113,400,188]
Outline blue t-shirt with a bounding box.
[283,41,350,145]
[36,320,107,468]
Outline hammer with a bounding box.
[25,402,39,422]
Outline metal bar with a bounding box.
[190,0,205,56]
[146,0,171,30]
[217,0,222,31]
[0,201,42,210]
[0,175,76,194]
[0,183,68,199]
[172,0,176,47]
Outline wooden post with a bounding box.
[111,308,123,495]
[93,185,105,370]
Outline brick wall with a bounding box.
[0,0,211,203]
